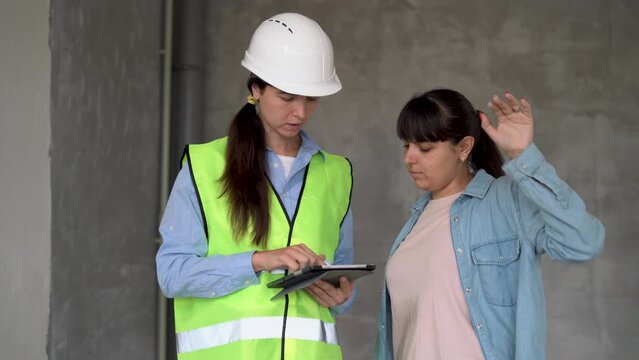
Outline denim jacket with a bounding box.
[375,143,605,360]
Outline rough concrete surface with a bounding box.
[203,1,639,359]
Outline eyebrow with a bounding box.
[276,91,318,100]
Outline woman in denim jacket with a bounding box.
[376,89,604,360]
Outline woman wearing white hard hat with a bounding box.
[157,13,354,359]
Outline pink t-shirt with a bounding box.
[386,192,484,360]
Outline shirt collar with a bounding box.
[299,130,324,159]
[409,169,495,214]
[462,169,494,199]
[265,130,324,159]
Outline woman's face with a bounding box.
[253,85,320,143]
[403,139,471,197]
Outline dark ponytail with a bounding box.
[470,110,504,177]
[396,88,504,178]
[220,75,270,247]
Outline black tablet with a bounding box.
[267,264,376,288]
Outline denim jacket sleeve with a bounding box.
[503,143,605,261]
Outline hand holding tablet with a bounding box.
[267,264,376,300]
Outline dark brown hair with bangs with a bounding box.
[397,88,505,177]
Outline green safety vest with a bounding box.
[174,137,353,360]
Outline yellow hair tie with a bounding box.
[247,95,258,105]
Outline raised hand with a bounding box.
[251,243,326,272]
[481,92,534,159]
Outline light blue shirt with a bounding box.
[376,143,605,360]
[156,131,355,314]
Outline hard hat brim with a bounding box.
[241,58,342,97]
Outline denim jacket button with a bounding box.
[477,323,484,330]
[465,287,472,293]
[453,216,459,222]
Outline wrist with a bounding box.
[251,251,265,272]
[506,142,532,159]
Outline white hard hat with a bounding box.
[241,13,341,97]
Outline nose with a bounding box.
[403,146,416,165]
[291,99,308,120]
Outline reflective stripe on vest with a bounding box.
[177,316,338,354]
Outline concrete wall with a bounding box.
[48,1,162,359]
[0,1,51,359]
[203,1,639,359]
[1,1,637,359]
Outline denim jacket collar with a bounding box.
[462,169,495,199]
[409,169,495,215]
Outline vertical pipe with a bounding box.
[171,0,204,176]
[158,0,174,359]
[160,1,205,359]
